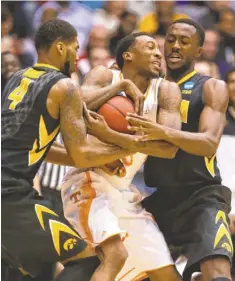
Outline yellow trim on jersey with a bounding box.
[177,70,198,85]
[23,68,46,79]
[35,204,58,230]
[204,154,216,177]
[163,70,198,85]
[49,220,80,256]
[34,63,59,71]
[28,115,60,165]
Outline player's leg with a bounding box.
[200,256,232,281]
[90,235,128,281]
[1,187,97,280]
[179,204,233,281]
[61,170,129,281]
[117,211,183,281]
[147,265,182,281]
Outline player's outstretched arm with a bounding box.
[128,79,228,158]
[81,65,144,115]
[163,78,228,157]
[55,79,130,168]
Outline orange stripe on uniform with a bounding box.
[78,171,96,243]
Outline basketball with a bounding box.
[97,96,135,134]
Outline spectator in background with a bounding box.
[138,0,187,35]
[199,0,232,29]
[202,28,231,78]
[195,59,220,78]
[93,1,127,34]
[1,3,36,68]
[33,1,93,54]
[109,11,137,56]
[216,8,235,63]
[79,25,110,60]
[1,52,21,92]
[202,29,220,61]
[77,47,113,83]
[1,4,14,54]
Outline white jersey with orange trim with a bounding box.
[61,71,174,280]
[95,70,162,191]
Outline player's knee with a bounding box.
[101,235,128,270]
[201,256,232,281]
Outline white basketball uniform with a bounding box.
[61,70,173,281]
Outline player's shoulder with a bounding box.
[158,79,181,99]
[83,65,113,87]
[159,79,179,91]
[203,77,226,89]
[49,77,80,104]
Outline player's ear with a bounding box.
[195,46,203,59]
[123,52,132,62]
[56,42,66,56]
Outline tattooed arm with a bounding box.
[47,78,131,169]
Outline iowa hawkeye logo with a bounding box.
[35,204,80,255]
[214,211,233,254]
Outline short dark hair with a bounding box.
[225,67,235,83]
[34,19,77,51]
[116,32,151,69]
[170,18,205,46]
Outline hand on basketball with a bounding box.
[126,113,166,141]
[123,80,144,116]
[83,103,110,138]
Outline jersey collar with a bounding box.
[34,63,59,71]
[164,70,198,85]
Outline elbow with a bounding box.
[202,137,218,158]
[70,147,93,169]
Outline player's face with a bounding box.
[165,23,202,70]
[1,53,20,79]
[131,35,162,78]
[62,36,79,76]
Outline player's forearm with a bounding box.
[69,140,130,169]
[133,140,178,158]
[45,145,74,166]
[102,130,177,158]
[162,128,217,157]
[81,81,126,111]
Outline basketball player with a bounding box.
[1,19,145,281]
[127,19,233,281]
[61,32,183,281]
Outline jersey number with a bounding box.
[180,99,216,178]
[180,99,190,124]
[8,77,32,110]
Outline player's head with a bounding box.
[116,32,162,78]
[35,19,78,76]
[225,67,235,105]
[165,18,205,71]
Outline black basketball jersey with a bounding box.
[1,63,67,190]
[144,71,222,191]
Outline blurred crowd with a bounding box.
[2,0,235,88]
[1,0,235,277]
